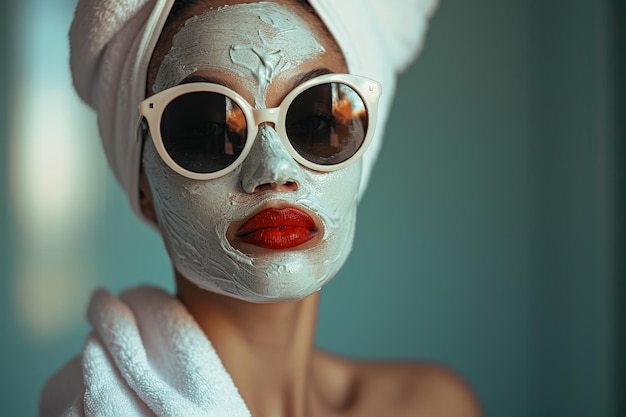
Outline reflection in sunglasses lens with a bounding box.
[286,82,368,166]
[161,92,247,173]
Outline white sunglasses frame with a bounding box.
[138,73,382,181]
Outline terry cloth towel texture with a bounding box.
[39,286,251,417]
[68,0,438,223]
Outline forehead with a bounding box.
[178,0,328,40]
[148,0,345,92]
[176,2,324,70]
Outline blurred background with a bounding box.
[0,0,623,416]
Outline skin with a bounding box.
[144,1,360,302]
[141,0,483,416]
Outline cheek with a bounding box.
[293,161,361,247]
[309,162,362,215]
[143,141,235,241]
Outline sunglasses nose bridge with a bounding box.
[251,107,280,128]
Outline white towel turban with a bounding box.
[69,0,437,222]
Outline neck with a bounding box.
[175,272,320,417]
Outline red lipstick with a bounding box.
[236,207,318,249]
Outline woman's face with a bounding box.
[143,0,361,302]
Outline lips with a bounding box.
[236,207,318,249]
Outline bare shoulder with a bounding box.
[357,360,483,417]
[311,350,482,417]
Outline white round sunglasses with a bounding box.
[139,73,382,180]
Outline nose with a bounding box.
[239,124,303,194]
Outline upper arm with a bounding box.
[39,356,84,417]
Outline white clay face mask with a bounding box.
[147,2,361,302]
[153,1,326,105]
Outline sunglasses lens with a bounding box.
[286,82,368,166]
[161,92,247,174]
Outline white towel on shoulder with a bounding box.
[68,0,438,223]
[39,287,251,417]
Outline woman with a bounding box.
[41,0,481,415]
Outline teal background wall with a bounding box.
[616,1,626,415]
[0,1,620,416]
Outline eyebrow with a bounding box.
[289,67,335,90]
[179,67,335,96]
[179,74,237,91]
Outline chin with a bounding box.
[176,220,357,303]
